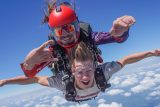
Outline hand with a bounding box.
[151,49,160,56]
[23,40,58,70]
[110,15,136,37]
[0,80,6,87]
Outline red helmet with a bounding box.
[49,5,77,28]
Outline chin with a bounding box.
[63,38,75,45]
[84,86,91,89]
[81,82,92,89]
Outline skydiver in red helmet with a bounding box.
[21,1,135,78]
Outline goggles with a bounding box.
[74,64,95,76]
[51,21,79,37]
[54,24,75,36]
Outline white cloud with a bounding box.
[78,104,91,107]
[123,92,131,97]
[23,101,34,107]
[40,96,49,101]
[98,102,123,107]
[149,90,160,97]
[154,74,160,83]
[41,99,50,103]
[51,96,67,105]
[144,71,155,77]
[50,103,58,107]
[15,100,22,106]
[110,77,122,85]
[97,98,106,104]
[69,104,91,107]
[140,76,154,84]
[35,104,51,107]
[119,76,138,87]
[139,72,146,76]
[106,89,124,96]
[131,76,156,93]
[131,83,151,93]
[110,74,139,88]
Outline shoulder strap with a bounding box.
[80,22,103,64]
[79,22,93,38]
[95,66,111,92]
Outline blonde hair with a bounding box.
[70,42,94,65]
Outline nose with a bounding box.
[60,30,71,39]
[62,29,70,36]
[82,75,90,80]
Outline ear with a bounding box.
[71,64,75,75]
[72,68,75,73]
[72,72,75,76]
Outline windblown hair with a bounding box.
[70,42,94,65]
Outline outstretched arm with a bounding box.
[117,49,160,67]
[0,76,49,87]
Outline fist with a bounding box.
[110,15,136,37]
[0,80,5,87]
[152,49,160,56]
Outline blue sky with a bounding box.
[0,0,160,99]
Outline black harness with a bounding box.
[48,22,111,102]
[48,35,76,101]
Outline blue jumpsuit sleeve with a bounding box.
[47,74,66,92]
[101,61,122,80]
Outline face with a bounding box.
[73,60,95,90]
[54,23,79,46]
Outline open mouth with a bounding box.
[61,34,73,41]
[63,37,71,41]
[81,81,90,85]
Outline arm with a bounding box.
[92,30,129,45]
[0,76,49,87]
[92,15,135,45]
[117,49,160,67]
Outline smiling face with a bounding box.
[56,29,78,46]
[70,42,95,89]
[73,60,95,89]
[53,21,80,47]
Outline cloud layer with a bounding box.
[0,58,160,107]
